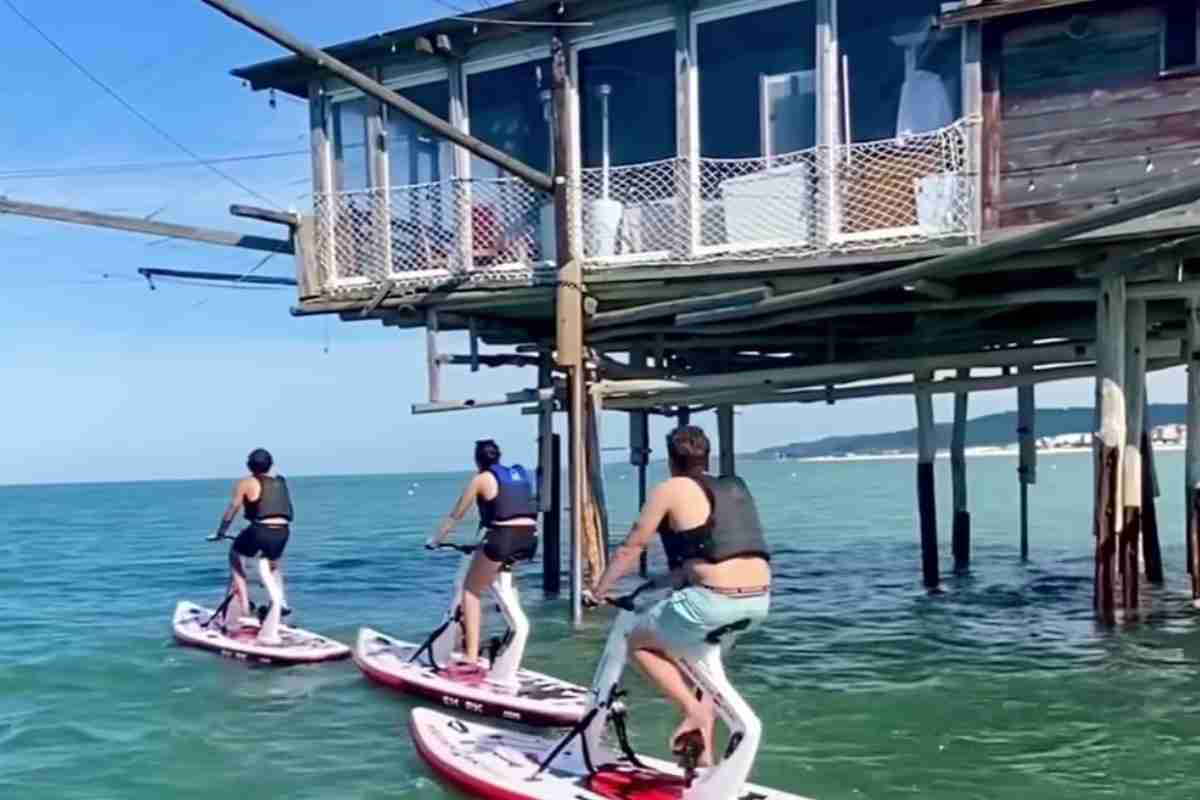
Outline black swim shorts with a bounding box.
[481,525,538,564]
[232,524,290,561]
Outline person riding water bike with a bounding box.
[589,425,771,766]
[212,448,293,645]
[427,440,538,673]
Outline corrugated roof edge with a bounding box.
[229,0,570,96]
[940,0,1096,26]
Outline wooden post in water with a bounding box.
[718,405,736,476]
[951,369,970,572]
[543,433,562,595]
[915,370,939,590]
[1017,373,1036,562]
[1122,299,1147,607]
[677,406,691,427]
[1141,421,1164,584]
[1187,299,1200,601]
[630,350,650,577]
[550,36,585,626]
[1094,275,1126,623]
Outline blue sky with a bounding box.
[0,0,1186,485]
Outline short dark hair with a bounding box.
[474,439,501,470]
[666,426,709,476]
[247,448,273,475]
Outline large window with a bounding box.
[697,2,817,159]
[331,98,369,192]
[578,30,676,167]
[466,59,552,180]
[384,80,452,188]
[840,1,961,143]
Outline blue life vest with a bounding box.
[477,463,536,527]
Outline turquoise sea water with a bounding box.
[4,454,1200,799]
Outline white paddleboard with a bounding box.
[354,628,589,727]
[172,601,350,665]
[410,706,812,800]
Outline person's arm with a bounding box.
[214,480,248,539]
[591,482,673,599]
[428,475,482,547]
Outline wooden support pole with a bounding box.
[543,433,562,595]
[1017,374,1036,562]
[677,406,691,427]
[951,368,970,572]
[718,405,736,476]
[1141,422,1165,584]
[549,35,585,626]
[629,348,651,578]
[537,355,554,513]
[1123,299,1147,598]
[1187,299,1200,589]
[915,371,939,590]
[1094,275,1126,623]
[425,309,441,404]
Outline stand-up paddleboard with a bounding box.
[354,627,589,727]
[410,707,811,800]
[172,601,350,665]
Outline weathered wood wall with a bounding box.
[991,3,1200,228]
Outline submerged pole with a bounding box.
[1141,423,1164,584]
[543,433,562,594]
[915,370,939,590]
[1187,300,1200,601]
[1122,299,1147,606]
[951,369,970,572]
[1094,275,1126,623]
[1017,373,1036,562]
[718,405,736,476]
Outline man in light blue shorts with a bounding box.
[590,426,771,765]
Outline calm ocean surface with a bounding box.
[4,454,1200,799]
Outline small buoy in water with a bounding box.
[407,489,415,496]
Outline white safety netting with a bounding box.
[310,120,974,296]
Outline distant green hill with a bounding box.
[746,404,1187,460]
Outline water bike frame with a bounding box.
[412,542,529,686]
[540,581,763,800]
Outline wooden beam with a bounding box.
[674,178,1200,324]
[942,0,1098,26]
[595,339,1181,402]
[675,0,700,256]
[426,309,440,403]
[199,0,553,192]
[962,20,984,241]
[137,267,295,287]
[0,198,293,254]
[911,279,957,301]
[411,388,552,415]
[672,286,1094,330]
[1141,421,1165,585]
[588,287,771,329]
[229,204,299,227]
[537,354,555,513]
[543,432,562,594]
[951,368,970,572]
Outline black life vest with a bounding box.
[477,463,536,527]
[245,475,294,522]
[657,474,769,568]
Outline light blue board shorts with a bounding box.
[641,585,770,656]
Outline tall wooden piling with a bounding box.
[915,371,939,590]
[1017,373,1036,562]
[1140,424,1164,584]
[677,406,691,427]
[1094,275,1126,622]
[1187,299,1200,599]
[718,405,736,476]
[630,407,650,577]
[1122,299,1147,602]
[951,369,970,572]
[543,433,562,594]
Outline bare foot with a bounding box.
[671,716,714,767]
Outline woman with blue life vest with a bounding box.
[427,439,538,671]
[589,425,771,767]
